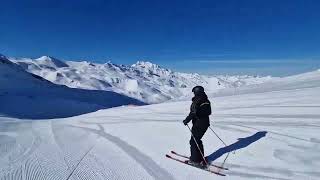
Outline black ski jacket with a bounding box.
[184,92,211,127]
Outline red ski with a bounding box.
[170,150,229,170]
[166,154,226,176]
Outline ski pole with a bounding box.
[209,126,227,147]
[220,150,230,169]
[209,125,235,154]
[208,125,233,169]
[186,124,208,166]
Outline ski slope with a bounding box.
[0,68,319,179]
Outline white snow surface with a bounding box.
[11,56,272,103]
[0,55,319,179]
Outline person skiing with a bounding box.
[183,86,211,166]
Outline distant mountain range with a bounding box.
[10,55,272,103]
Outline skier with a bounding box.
[183,86,211,166]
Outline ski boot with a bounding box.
[185,160,207,168]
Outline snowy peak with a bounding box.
[132,61,172,76]
[0,53,5,59]
[132,61,170,71]
[132,61,161,69]
[0,54,12,64]
[36,56,68,68]
[0,54,51,91]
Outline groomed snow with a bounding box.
[0,67,319,179]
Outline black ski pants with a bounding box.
[189,124,209,163]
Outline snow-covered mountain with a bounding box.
[0,54,144,119]
[11,56,272,103]
[212,69,320,97]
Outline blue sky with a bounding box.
[1,0,320,76]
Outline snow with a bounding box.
[0,54,144,119]
[212,70,320,97]
[11,57,272,104]
[0,55,319,179]
[35,56,69,68]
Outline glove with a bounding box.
[183,119,188,125]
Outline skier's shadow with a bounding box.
[206,131,267,163]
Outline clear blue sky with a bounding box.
[1,0,320,76]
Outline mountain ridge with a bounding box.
[10,55,273,103]
[0,54,144,119]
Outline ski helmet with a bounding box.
[192,86,204,95]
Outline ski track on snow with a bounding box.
[69,124,175,180]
